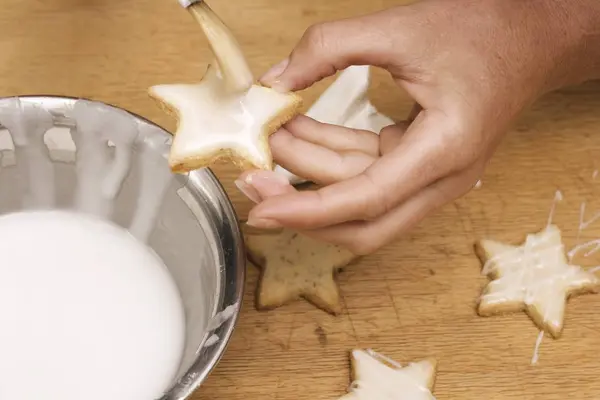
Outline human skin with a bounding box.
[235,0,600,255]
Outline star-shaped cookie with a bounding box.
[339,349,437,400]
[475,224,600,338]
[244,227,357,314]
[149,64,302,173]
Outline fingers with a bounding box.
[235,171,293,205]
[269,115,380,184]
[379,122,409,155]
[260,8,406,91]
[244,165,481,255]
[270,119,408,184]
[407,103,423,122]
[247,110,466,230]
[302,167,481,255]
[271,130,377,185]
[284,115,380,156]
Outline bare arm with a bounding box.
[239,0,600,254]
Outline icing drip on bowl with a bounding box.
[0,97,228,400]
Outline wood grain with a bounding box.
[2,0,599,399]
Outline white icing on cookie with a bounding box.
[342,350,436,400]
[150,65,300,171]
[480,225,599,333]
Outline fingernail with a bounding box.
[260,58,289,85]
[245,171,290,186]
[234,179,261,204]
[268,79,291,93]
[246,216,283,229]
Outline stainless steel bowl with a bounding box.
[0,95,246,400]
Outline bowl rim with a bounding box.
[0,94,246,400]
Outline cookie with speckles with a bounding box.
[244,226,358,314]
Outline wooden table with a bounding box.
[3,0,600,399]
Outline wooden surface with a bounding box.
[3,1,600,399]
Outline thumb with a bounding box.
[379,121,410,155]
[260,8,407,92]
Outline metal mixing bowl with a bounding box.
[0,95,245,400]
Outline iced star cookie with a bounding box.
[149,0,302,173]
[340,349,437,400]
[244,227,357,314]
[149,66,302,173]
[475,224,600,338]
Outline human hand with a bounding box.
[237,0,600,255]
[236,116,448,254]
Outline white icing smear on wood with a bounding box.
[0,210,185,400]
[577,202,600,234]
[568,239,600,261]
[531,330,545,365]
[546,190,563,228]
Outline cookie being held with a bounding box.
[340,349,437,400]
[244,226,357,314]
[148,1,302,173]
[475,224,600,338]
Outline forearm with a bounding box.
[580,5,600,81]
[543,0,600,88]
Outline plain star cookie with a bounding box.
[339,349,437,400]
[244,227,357,314]
[475,224,600,338]
[149,0,302,173]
